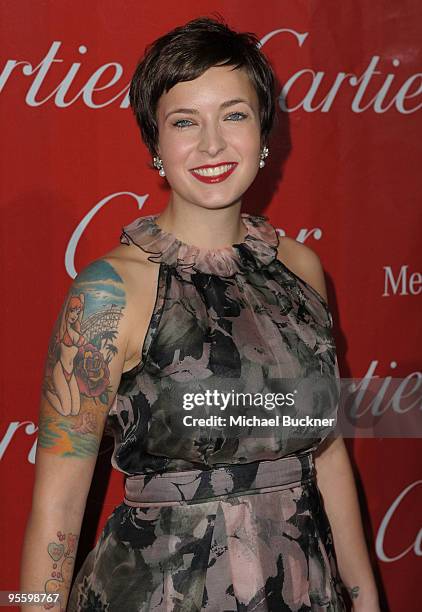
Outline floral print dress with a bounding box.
[67,213,347,611]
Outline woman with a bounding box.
[20,16,380,612]
[44,294,86,417]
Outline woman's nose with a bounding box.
[197,123,227,157]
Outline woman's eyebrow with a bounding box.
[165,98,252,120]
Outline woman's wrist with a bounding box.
[345,583,380,611]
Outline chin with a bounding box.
[192,190,244,208]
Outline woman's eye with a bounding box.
[226,112,247,121]
[173,119,192,129]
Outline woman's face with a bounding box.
[68,306,81,324]
[155,65,262,210]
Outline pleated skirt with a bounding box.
[67,450,347,611]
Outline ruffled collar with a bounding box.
[120,212,279,277]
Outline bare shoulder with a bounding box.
[276,235,328,303]
[99,242,158,293]
[97,242,162,370]
[101,242,154,272]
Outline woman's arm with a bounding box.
[314,436,380,610]
[20,258,129,612]
[276,239,380,610]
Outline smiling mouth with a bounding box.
[190,162,238,183]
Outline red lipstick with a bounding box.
[189,162,238,184]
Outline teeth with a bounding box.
[192,164,235,177]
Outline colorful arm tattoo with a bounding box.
[38,259,126,458]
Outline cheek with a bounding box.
[231,127,261,156]
[238,142,261,171]
[160,134,192,167]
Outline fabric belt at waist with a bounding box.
[123,448,316,508]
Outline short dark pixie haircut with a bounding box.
[129,15,276,158]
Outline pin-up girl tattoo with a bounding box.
[42,260,125,429]
[39,260,125,456]
[45,293,86,416]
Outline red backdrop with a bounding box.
[1,2,421,611]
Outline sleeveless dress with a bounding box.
[67,212,347,611]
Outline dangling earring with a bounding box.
[259,146,269,169]
[153,156,166,177]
